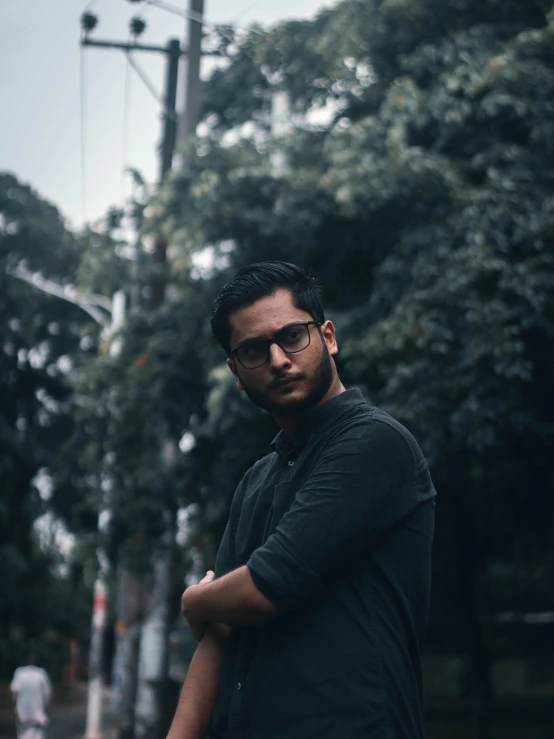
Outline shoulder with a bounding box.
[326,403,425,466]
[365,407,428,464]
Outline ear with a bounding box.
[321,320,338,357]
[227,357,244,391]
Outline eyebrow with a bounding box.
[233,321,306,350]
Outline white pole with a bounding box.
[85,579,109,739]
[85,291,126,739]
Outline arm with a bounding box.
[182,422,419,624]
[181,566,281,630]
[10,670,20,703]
[43,672,53,707]
[248,419,429,609]
[166,623,230,739]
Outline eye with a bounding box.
[240,341,264,359]
[280,325,307,347]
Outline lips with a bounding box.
[269,375,303,390]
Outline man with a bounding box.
[167,262,436,739]
[10,655,52,739]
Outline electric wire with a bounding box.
[137,0,156,16]
[146,0,264,35]
[121,38,133,203]
[232,1,262,23]
[79,44,88,225]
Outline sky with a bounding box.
[0,0,332,230]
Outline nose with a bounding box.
[268,342,292,371]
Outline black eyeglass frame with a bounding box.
[230,321,322,369]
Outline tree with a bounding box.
[0,172,97,675]
[42,1,554,736]
[145,1,554,732]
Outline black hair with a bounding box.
[211,261,325,354]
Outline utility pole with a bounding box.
[180,0,204,142]
[151,37,181,307]
[80,4,208,736]
[80,15,184,739]
[135,5,206,735]
[161,39,182,177]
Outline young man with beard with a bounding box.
[167,262,436,739]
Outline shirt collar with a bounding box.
[270,388,366,457]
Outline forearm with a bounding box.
[181,565,281,626]
[166,623,229,739]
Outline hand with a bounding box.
[199,570,215,585]
[181,570,215,641]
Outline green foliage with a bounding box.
[0,173,96,674]
[152,0,554,605]
[4,0,554,688]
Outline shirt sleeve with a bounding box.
[41,671,52,705]
[247,418,420,608]
[214,521,234,579]
[213,467,252,578]
[10,669,21,693]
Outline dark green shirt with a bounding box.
[209,389,436,739]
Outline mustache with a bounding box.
[267,373,305,390]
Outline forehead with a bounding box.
[228,288,311,346]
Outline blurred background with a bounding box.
[1,0,554,737]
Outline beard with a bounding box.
[239,340,335,418]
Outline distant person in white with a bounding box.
[10,656,52,739]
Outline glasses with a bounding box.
[231,321,321,369]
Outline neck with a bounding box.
[273,375,346,439]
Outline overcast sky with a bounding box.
[0,0,332,229]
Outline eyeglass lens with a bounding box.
[236,323,311,368]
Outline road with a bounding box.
[0,688,118,739]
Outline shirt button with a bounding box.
[236,682,242,691]
[287,460,295,467]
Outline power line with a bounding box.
[232,1,262,23]
[121,39,133,202]
[147,0,202,22]
[147,0,264,34]
[135,0,156,16]
[80,44,88,225]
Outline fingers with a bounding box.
[199,570,215,584]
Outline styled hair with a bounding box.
[211,261,325,354]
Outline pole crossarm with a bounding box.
[81,37,186,56]
[7,264,112,326]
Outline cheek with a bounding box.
[242,368,267,387]
[304,341,324,365]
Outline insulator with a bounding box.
[81,12,99,34]
[130,16,147,37]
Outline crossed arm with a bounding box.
[181,565,282,640]
[166,567,281,739]
[169,420,418,738]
